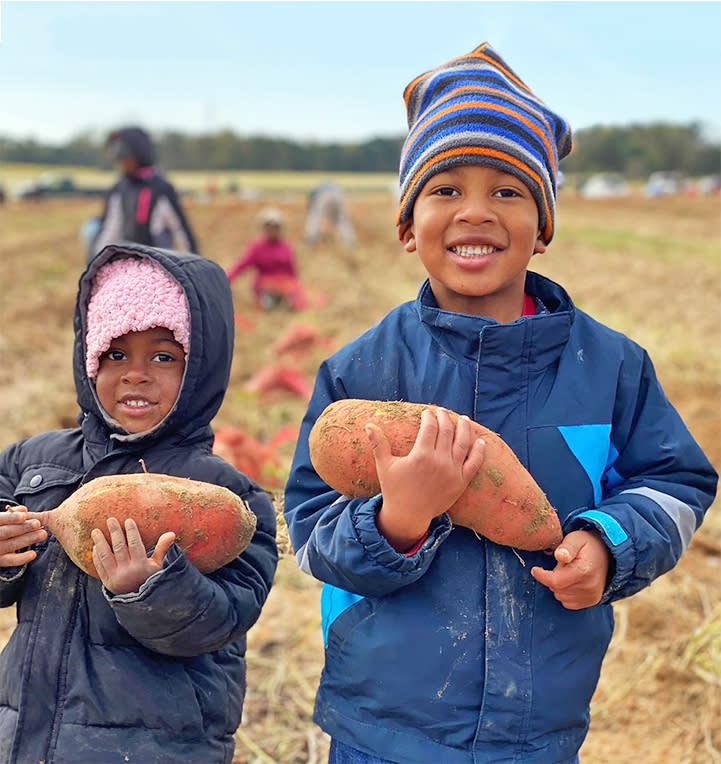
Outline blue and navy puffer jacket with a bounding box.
[284,272,716,764]
[0,244,277,764]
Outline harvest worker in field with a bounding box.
[0,243,277,763]
[304,180,357,249]
[89,126,198,260]
[283,42,717,764]
[226,206,307,310]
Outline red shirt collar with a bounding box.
[522,293,536,316]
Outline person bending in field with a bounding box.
[304,181,357,249]
[89,126,198,260]
[283,42,717,764]
[226,206,307,310]
[0,243,277,763]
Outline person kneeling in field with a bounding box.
[226,206,307,311]
[0,244,277,763]
[283,42,718,764]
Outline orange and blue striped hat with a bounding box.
[397,42,572,244]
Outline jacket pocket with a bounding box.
[14,464,83,511]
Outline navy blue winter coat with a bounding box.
[0,244,277,763]
[284,273,716,764]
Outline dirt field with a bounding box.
[0,186,719,763]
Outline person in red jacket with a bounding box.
[226,207,306,310]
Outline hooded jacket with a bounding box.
[108,127,156,167]
[0,244,277,764]
[91,128,197,258]
[284,272,717,764]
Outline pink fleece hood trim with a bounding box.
[85,257,190,379]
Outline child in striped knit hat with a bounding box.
[0,244,277,763]
[284,43,716,764]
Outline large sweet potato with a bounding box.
[25,473,257,577]
[308,399,562,551]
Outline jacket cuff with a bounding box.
[0,566,25,583]
[565,508,634,604]
[103,542,187,603]
[352,496,452,570]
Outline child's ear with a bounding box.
[399,221,417,253]
[533,232,547,256]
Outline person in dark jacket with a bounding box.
[283,43,717,764]
[0,243,277,763]
[89,127,198,260]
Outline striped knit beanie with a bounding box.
[397,42,572,244]
[85,257,190,379]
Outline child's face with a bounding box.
[115,157,140,175]
[95,327,185,434]
[402,165,546,322]
[263,221,281,241]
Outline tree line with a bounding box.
[1,122,718,178]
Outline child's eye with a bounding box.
[153,352,179,363]
[494,187,521,198]
[432,186,459,197]
[103,349,126,362]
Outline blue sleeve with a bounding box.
[284,360,452,598]
[565,351,717,603]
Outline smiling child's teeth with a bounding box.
[125,400,150,408]
[454,245,496,257]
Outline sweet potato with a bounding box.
[308,399,562,551]
[25,473,257,578]
[243,362,313,400]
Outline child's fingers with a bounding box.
[105,517,130,564]
[123,518,148,561]
[0,548,38,567]
[365,423,392,467]
[2,504,27,513]
[0,509,39,531]
[432,408,456,453]
[150,531,176,566]
[461,438,486,481]
[2,505,29,517]
[0,515,41,537]
[91,528,112,577]
[530,565,552,588]
[0,514,47,557]
[450,415,474,458]
[412,408,441,451]
[6,527,47,550]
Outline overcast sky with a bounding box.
[1,1,719,144]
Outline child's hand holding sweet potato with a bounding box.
[0,506,47,567]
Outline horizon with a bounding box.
[1,2,720,145]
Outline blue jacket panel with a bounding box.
[0,244,277,764]
[284,273,716,764]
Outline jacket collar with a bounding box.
[415,271,574,370]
